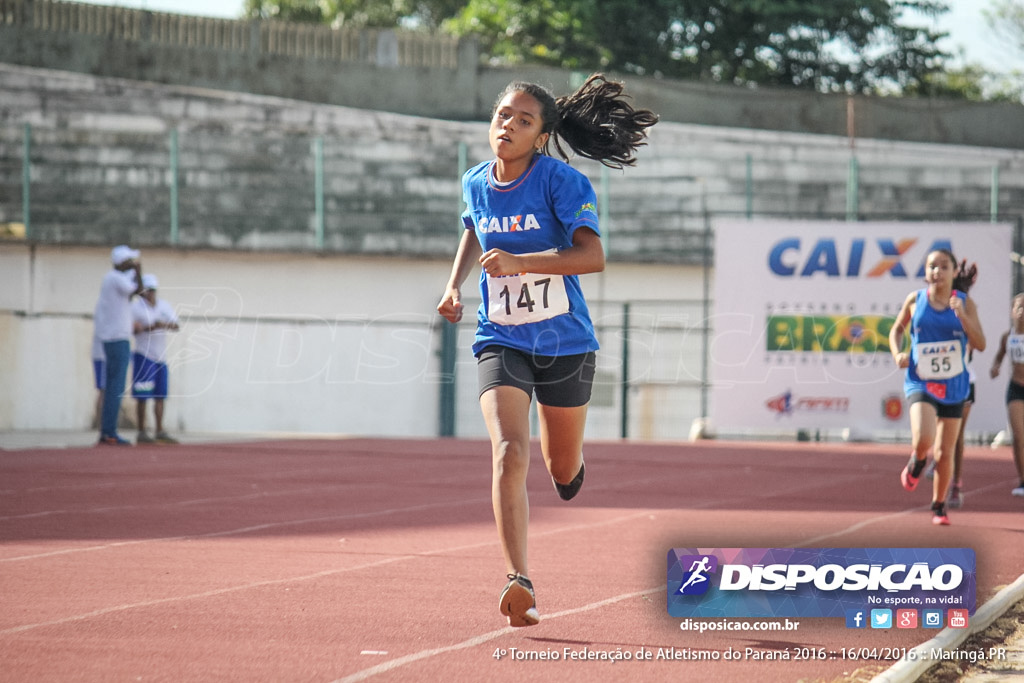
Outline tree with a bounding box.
[242,0,968,97]
[984,0,1024,56]
[445,0,955,95]
[243,0,464,28]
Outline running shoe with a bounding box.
[947,484,962,509]
[499,573,539,627]
[137,431,155,444]
[931,502,950,526]
[901,458,925,492]
[98,434,132,446]
[553,461,585,501]
[155,432,179,445]
[1012,485,1024,497]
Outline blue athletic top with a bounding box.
[462,154,600,357]
[904,288,970,404]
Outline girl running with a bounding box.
[889,248,986,525]
[926,259,979,508]
[989,293,1024,497]
[436,74,656,626]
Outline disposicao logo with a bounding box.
[675,555,718,595]
[667,548,975,619]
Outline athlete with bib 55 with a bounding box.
[437,74,656,626]
[889,248,986,525]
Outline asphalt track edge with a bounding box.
[869,572,1024,683]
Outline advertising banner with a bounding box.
[710,220,1012,435]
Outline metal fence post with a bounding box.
[991,164,1000,223]
[620,301,630,439]
[600,165,610,255]
[745,152,753,218]
[437,140,468,437]
[701,213,712,419]
[314,136,324,250]
[22,122,31,239]
[846,155,859,221]
[169,129,179,245]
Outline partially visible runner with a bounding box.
[989,292,1024,497]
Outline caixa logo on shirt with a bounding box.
[667,548,975,619]
[476,214,542,233]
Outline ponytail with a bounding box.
[494,74,658,169]
[953,258,978,294]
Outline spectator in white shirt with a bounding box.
[131,273,180,444]
[94,245,143,445]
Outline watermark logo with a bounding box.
[675,555,718,596]
[667,548,975,620]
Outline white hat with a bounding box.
[111,245,140,265]
[141,273,159,290]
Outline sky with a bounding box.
[68,0,1024,74]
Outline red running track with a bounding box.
[1,438,1022,682]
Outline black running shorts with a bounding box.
[907,391,965,419]
[476,345,596,408]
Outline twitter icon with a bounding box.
[870,609,893,629]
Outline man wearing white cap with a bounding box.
[93,245,143,445]
[131,273,180,444]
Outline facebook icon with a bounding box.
[845,609,867,629]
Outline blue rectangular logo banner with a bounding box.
[667,548,975,619]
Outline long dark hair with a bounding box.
[929,247,977,294]
[494,74,659,169]
[953,258,977,294]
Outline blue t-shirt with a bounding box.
[904,288,970,404]
[462,154,600,357]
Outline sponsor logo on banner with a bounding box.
[766,390,850,416]
[883,394,904,420]
[667,548,976,619]
[767,237,953,279]
[766,314,895,353]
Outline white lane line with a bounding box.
[331,586,665,683]
[0,496,491,562]
[0,510,654,635]
[799,478,1022,546]
[0,472,481,521]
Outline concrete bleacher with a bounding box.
[1,63,1022,265]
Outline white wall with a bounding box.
[0,244,706,438]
